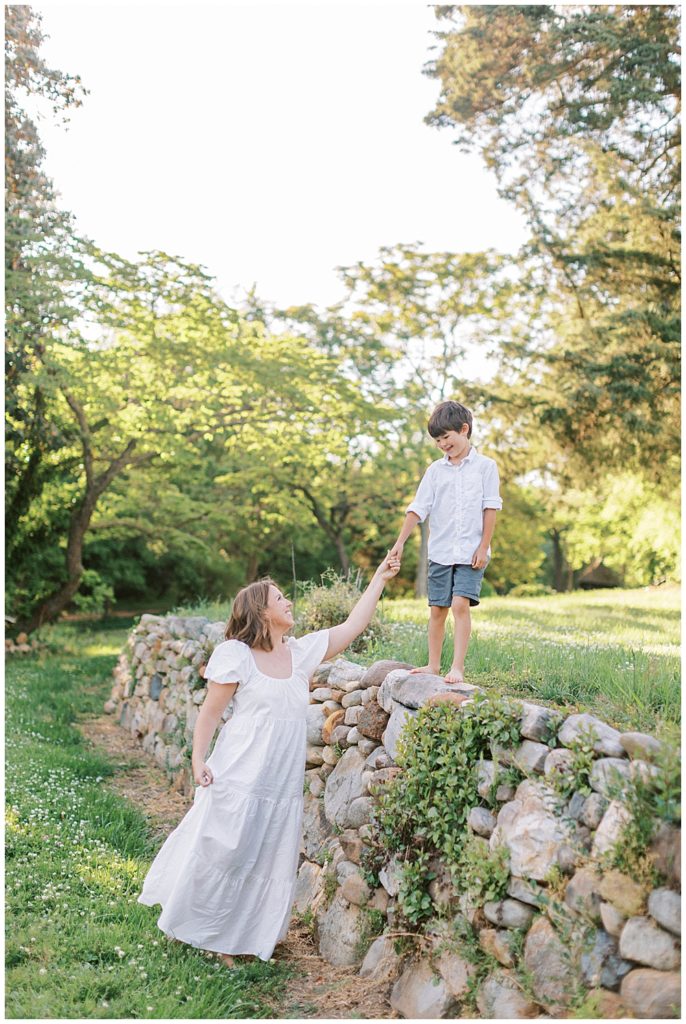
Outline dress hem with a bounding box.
[137,895,283,962]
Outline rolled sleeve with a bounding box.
[407,469,435,522]
[482,461,503,511]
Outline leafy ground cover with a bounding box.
[5,622,296,1019]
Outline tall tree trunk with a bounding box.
[246,552,259,582]
[550,528,567,592]
[18,391,153,633]
[334,535,350,576]
[20,492,95,632]
[296,484,350,576]
[415,518,429,597]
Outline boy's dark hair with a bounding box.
[428,400,473,439]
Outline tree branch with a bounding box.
[62,389,94,487]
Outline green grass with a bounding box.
[6,588,678,1013]
[176,585,680,734]
[172,599,232,622]
[372,586,680,735]
[5,625,295,1019]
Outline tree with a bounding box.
[483,483,547,594]
[559,473,680,587]
[425,5,680,484]
[11,249,367,631]
[251,245,518,594]
[5,6,88,556]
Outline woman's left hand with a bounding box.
[377,553,401,581]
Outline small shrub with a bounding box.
[322,870,338,906]
[604,739,681,882]
[72,569,115,615]
[458,835,510,903]
[296,907,315,934]
[370,695,522,931]
[506,583,555,598]
[354,907,386,960]
[293,568,387,653]
[486,762,524,807]
[398,851,436,925]
[549,731,596,801]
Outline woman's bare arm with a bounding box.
[191,680,237,785]
[325,556,398,660]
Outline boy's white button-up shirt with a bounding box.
[407,447,502,566]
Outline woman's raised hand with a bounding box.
[376,552,401,581]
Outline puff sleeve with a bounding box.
[288,630,330,679]
[204,639,248,685]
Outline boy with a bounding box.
[389,400,501,684]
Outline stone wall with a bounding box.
[108,614,681,1019]
[107,614,226,791]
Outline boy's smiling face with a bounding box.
[435,424,471,463]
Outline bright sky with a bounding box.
[32,3,528,312]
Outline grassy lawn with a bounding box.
[177,585,680,735]
[6,589,679,1015]
[5,622,294,1019]
[374,585,680,736]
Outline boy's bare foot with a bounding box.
[444,666,465,684]
[218,953,235,968]
[409,665,441,675]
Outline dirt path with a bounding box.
[79,713,395,1020]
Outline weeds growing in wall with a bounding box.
[366,696,524,925]
[604,740,681,884]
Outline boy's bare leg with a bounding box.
[410,605,450,675]
[445,596,471,683]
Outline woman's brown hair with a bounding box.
[224,577,278,651]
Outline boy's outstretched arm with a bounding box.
[389,511,421,561]
[391,468,434,562]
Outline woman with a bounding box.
[138,555,399,964]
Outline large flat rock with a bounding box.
[323,746,367,826]
[392,672,479,709]
[382,704,419,761]
[390,959,457,1019]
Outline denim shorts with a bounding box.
[427,560,488,607]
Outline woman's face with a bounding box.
[265,585,294,630]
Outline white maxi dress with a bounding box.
[138,629,329,961]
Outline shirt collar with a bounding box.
[443,445,476,466]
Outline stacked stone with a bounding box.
[6,630,43,655]
[296,658,412,965]
[107,616,680,1018]
[296,665,681,1020]
[106,613,226,791]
